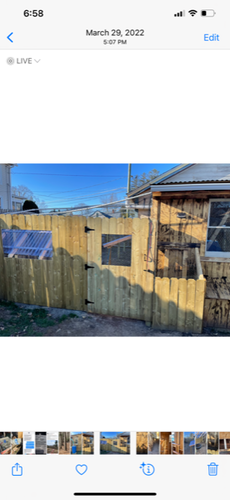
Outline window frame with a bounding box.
[1,229,53,260]
[205,198,230,258]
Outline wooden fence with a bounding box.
[0,213,87,311]
[0,213,207,333]
[153,277,206,334]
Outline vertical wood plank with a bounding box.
[25,215,36,305]
[52,215,60,308]
[101,217,110,315]
[138,217,148,320]
[122,218,132,318]
[94,217,102,315]
[58,216,66,308]
[163,249,169,277]
[86,216,95,313]
[168,278,178,330]
[44,215,52,307]
[72,216,80,310]
[5,214,14,302]
[37,215,47,307]
[194,279,206,334]
[158,200,171,278]
[79,216,87,311]
[185,279,196,333]
[161,277,170,328]
[18,214,29,306]
[170,199,183,279]
[152,277,162,329]
[177,278,187,332]
[108,217,117,316]
[64,216,73,310]
[31,214,42,307]
[115,218,124,318]
[130,218,141,319]
[10,214,19,304]
[182,250,188,279]
[143,219,155,322]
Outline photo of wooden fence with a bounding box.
[0,213,206,334]
[59,432,70,454]
[219,433,230,454]
[100,432,130,454]
[1,164,230,335]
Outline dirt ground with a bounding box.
[0,300,228,337]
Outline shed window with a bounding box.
[206,200,230,258]
[1,229,53,260]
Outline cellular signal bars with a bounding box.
[174,10,185,16]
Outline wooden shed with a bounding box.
[128,164,230,331]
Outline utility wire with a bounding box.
[11,172,127,178]
[4,192,150,216]
[29,187,127,203]
[11,176,127,195]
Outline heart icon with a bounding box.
[76,464,88,475]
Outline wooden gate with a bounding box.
[86,217,156,322]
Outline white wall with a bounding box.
[0,164,13,209]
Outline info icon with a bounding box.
[7,57,15,65]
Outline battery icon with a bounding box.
[201,9,216,16]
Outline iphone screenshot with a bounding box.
[0,1,229,499]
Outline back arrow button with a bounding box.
[7,32,13,43]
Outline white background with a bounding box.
[0,50,229,433]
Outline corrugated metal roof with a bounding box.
[151,183,230,193]
[1,229,53,259]
[161,180,230,185]
[128,164,230,196]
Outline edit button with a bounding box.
[204,34,220,41]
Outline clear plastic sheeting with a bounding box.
[1,229,53,259]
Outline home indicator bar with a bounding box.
[73,494,157,497]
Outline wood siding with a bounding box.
[153,196,209,279]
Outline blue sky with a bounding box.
[100,432,125,439]
[12,164,179,209]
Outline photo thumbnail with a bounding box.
[59,432,70,455]
[100,432,130,454]
[71,433,94,455]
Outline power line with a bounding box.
[28,187,127,202]
[12,177,128,195]
[4,191,148,216]
[11,172,127,178]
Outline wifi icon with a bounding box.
[189,9,198,16]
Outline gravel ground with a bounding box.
[0,300,229,337]
[8,303,229,337]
